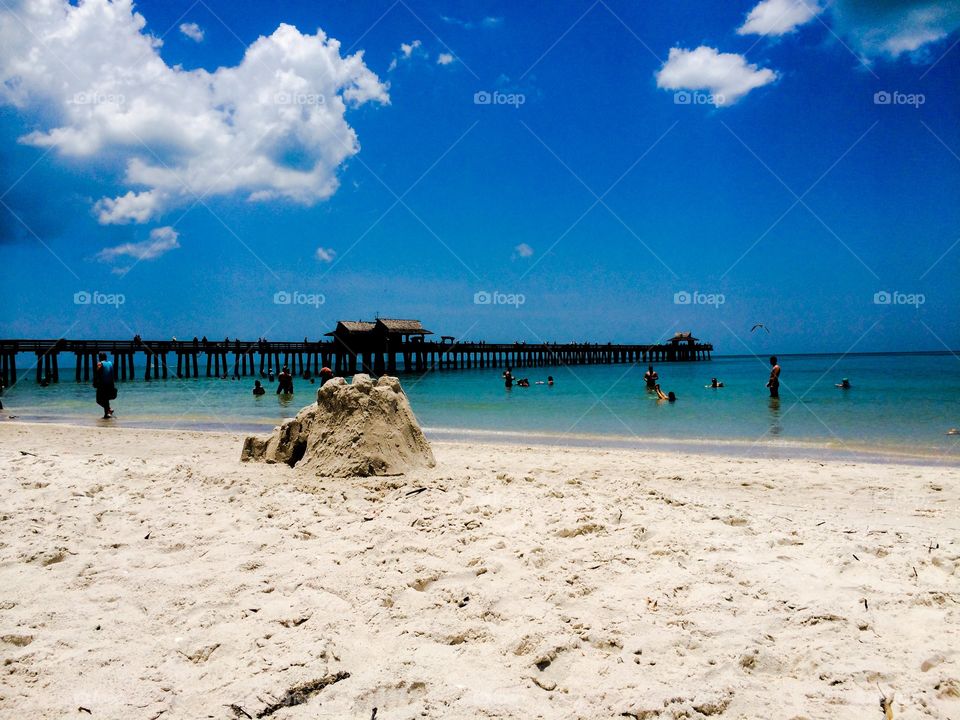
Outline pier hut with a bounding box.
[666,332,708,361]
[325,321,376,375]
[373,319,433,373]
[325,319,433,374]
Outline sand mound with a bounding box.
[241,374,435,477]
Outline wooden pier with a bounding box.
[0,324,712,386]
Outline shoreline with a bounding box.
[3,414,958,467]
[423,426,960,467]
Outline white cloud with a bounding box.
[389,39,423,71]
[400,39,422,58]
[437,52,455,65]
[738,0,960,59]
[97,225,180,263]
[315,246,336,262]
[441,15,503,29]
[830,0,960,59]
[738,0,822,36]
[0,0,389,224]
[179,21,204,42]
[656,46,777,106]
[514,242,534,258]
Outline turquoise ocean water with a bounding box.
[2,353,958,463]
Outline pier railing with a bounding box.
[0,338,713,385]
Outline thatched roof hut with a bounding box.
[374,319,433,336]
[667,331,699,345]
[325,321,376,337]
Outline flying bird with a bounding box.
[750,323,770,334]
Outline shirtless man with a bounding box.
[276,366,294,395]
[767,356,781,398]
[643,365,658,390]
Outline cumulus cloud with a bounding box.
[830,0,960,59]
[514,242,534,258]
[738,0,822,36]
[738,0,960,59]
[315,246,336,262]
[97,225,180,263]
[437,52,455,65]
[179,21,204,42]
[0,0,389,224]
[656,46,777,106]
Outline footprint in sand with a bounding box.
[408,573,441,592]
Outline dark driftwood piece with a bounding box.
[256,672,350,718]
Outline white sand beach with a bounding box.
[1,421,958,719]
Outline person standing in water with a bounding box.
[93,352,116,418]
[503,367,513,389]
[644,365,658,390]
[767,356,781,399]
[276,366,294,395]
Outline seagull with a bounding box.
[750,323,770,334]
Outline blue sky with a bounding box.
[1,0,958,354]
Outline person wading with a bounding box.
[767,356,781,399]
[93,352,117,419]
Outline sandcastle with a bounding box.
[241,374,435,477]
